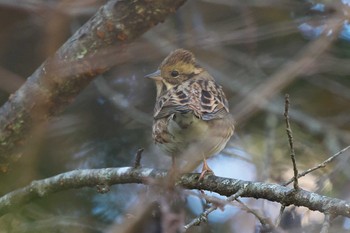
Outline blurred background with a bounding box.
[0,0,350,232]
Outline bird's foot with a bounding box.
[198,159,214,181]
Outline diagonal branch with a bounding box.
[0,0,187,169]
[283,145,350,186]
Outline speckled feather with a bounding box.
[148,49,234,162]
[154,73,229,121]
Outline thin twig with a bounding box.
[275,205,286,227]
[186,189,276,231]
[199,191,226,209]
[183,187,246,231]
[235,199,276,231]
[133,148,144,169]
[284,94,299,190]
[320,213,331,233]
[283,145,350,186]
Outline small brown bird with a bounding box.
[146,49,234,178]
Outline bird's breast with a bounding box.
[168,112,209,140]
[152,112,218,156]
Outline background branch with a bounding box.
[0,0,186,169]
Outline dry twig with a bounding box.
[284,94,299,190]
[283,145,350,186]
[235,199,276,231]
[133,148,144,169]
[183,188,246,230]
[275,205,286,227]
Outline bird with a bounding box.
[146,49,235,179]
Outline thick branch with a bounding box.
[0,167,350,218]
[0,0,186,167]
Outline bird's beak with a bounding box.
[145,70,162,81]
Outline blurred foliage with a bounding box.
[0,0,349,232]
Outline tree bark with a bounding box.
[0,0,186,170]
[0,167,349,219]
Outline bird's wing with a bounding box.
[154,79,230,121]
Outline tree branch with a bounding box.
[0,0,187,169]
[1,167,350,219]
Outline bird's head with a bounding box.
[145,49,202,97]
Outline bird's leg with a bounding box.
[198,158,214,181]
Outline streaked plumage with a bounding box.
[146,49,234,174]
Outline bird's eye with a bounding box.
[170,70,179,77]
